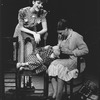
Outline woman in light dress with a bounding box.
[48,19,89,100]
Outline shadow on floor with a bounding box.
[3,69,99,100]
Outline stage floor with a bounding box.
[3,70,99,100]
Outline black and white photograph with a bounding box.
[0,0,100,100]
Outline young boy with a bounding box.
[17,45,60,74]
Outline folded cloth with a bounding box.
[67,69,79,79]
[58,68,79,81]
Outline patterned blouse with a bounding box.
[13,7,47,63]
[18,7,47,31]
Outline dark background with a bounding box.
[0,0,100,77]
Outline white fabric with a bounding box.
[58,67,78,81]
[34,33,40,43]
[48,63,79,82]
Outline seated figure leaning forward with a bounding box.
[47,19,89,100]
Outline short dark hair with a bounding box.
[57,19,67,30]
[33,0,41,1]
[57,18,72,30]
[32,0,46,3]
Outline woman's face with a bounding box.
[57,29,69,37]
[57,29,69,40]
[32,0,43,9]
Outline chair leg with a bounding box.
[70,79,73,100]
[44,72,49,98]
[64,82,68,100]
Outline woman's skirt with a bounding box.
[48,58,79,82]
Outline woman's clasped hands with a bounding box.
[33,32,41,43]
[61,47,74,55]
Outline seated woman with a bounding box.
[13,0,48,63]
[47,19,89,100]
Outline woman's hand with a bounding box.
[36,53,43,62]
[61,48,73,55]
[33,33,41,43]
[44,45,50,49]
[53,46,60,56]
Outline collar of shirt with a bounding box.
[66,29,73,40]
